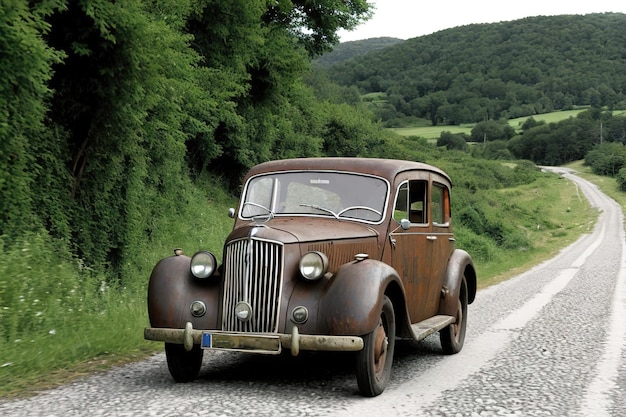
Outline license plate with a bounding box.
[201,332,213,349]
[201,332,281,354]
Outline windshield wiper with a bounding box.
[243,201,274,222]
[299,203,339,219]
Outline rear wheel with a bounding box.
[440,277,468,354]
[355,295,396,397]
[165,343,203,382]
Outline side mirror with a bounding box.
[400,218,411,230]
[228,208,236,218]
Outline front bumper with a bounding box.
[144,322,364,356]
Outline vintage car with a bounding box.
[144,157,476,396]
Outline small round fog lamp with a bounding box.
[190,300,207,317]
[235,301,252,322]
[291,306,309,324]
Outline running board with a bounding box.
[411,315,455,341]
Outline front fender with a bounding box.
[147,255,221,330]
[439,249,477,317]
[318,259,403,336]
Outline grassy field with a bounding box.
[0,163,603,398]
[390,109,593,139]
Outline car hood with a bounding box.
[227,218,379,244]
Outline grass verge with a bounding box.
[468,171,598,288]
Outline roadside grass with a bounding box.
[564,160,626,208]
[467,171,598,288]
[0,176,237,398]
[0,164,601,398]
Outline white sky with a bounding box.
[338,0,626,42]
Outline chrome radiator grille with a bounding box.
[222,237,284,333]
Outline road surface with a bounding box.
[1,168,624,416]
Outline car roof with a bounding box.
[244,158,451,184]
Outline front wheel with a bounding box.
[440,277,468,354]
[355,295,396,397]
[165,343,203,382]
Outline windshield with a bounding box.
[241,171,389,223]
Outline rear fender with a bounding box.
[439,249,477,316]
[318,259,404,336]
[147,255,221,330]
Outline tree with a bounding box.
[0,1,65,237]
[585,142,626,176]
[617,167,626,191]
[264,0,372,57]
[470,120,516,142]
[437,132,468,151]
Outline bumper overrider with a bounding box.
[144,322,364,356]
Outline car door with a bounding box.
[428,179,455,307]
[389,178,440,322]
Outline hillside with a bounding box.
[320,13,626,127]
[313,37,404,67]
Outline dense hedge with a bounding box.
[0,0,380,284]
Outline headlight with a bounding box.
[299,251,329,281]
[190,251,217,279]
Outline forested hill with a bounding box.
[323,13,626,126]
[313,37,404,67]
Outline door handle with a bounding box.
[426,236,437,241]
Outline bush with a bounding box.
[617,167,626,192]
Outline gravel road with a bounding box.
[1,168,624,416]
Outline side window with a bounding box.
[394,180,427,224]
[431,183,450,226]
[393,182,408,223]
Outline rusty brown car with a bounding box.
[144,157,476,396]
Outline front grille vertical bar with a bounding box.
[222,238,283,333]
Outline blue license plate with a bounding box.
[201,332,212,349]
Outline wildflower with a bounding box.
[49,329,56,335]
[1,363,12,367]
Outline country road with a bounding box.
[1,169,624,416]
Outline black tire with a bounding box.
[165,343,203,382]
[355,295,396,397]
[440,277,468,354]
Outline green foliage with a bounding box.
[0,1,64,237]
[616,167,626,192]
[508,109,624,165]
[313,37,404,67]
[437,131,469,151]
[321,103,386,156]
[322,14,626,125]
[265,0,373,57]
[471,140,513,160]
[0,0,378,282]
[470,120,516,142]
[585,142,626,176]
[0,176,235,394]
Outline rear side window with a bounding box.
[394,180,427,225]
[431,183,450,226]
